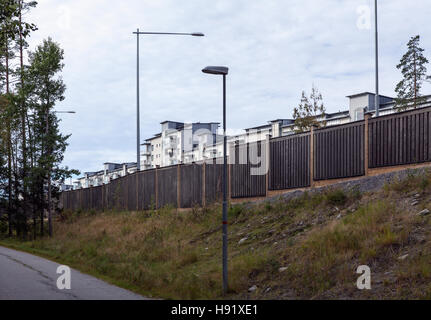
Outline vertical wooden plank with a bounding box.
[265,135,270,195]
[177,165,181,209]
[155,167,159,209]
[202,162,206,207]
[310,126,315,187]
[365,115,370,175]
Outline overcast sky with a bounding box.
[26,0,431,176]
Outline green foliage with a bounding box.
[325,189,347,206]
[228,204,244,218]
[293,85,326,133]
[395,35,430,111]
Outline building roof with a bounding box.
[346,92,394,100]
[325,110,350,119]
[160,120,184,125]
[144,133,162,143]
[245,124,272,131]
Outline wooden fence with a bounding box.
[61,106,431,211]
[314,121,365,180]
[269,133,310,190]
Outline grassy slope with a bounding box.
[2,169,431,300]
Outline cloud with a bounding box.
[25,0,431,174]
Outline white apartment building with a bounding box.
[73,92,431,189]
[141,133,162,170]
[73,162,138,189]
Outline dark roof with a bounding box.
[160,120,184,125]
[346,92,394,100]
[144,133,162,142]
[245,124,272,131]
[325,110,350,119]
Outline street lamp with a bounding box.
[47,110,76,237]
[202,66,229,295]
[374,0,380,117]
[133,29,205,171]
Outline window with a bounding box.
[355,109,364,121]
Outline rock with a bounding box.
[248,285,257,292]
[398,254,409,261]
[336,214,342,220]
[273,242,278,246]
[238,237,248,245]
[334,207,340,212]
[411,201,419,206]
[418,209,430,216]
[414,193,421,198]
[265,287,272,293]
[279,267,288,273]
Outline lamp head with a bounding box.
[202,66,229,76]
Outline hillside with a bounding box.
[2,167,431,300]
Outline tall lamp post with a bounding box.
[202,66,229,295]
[374,0,380,117]
[133,30,204,171]
[47,110,76,237]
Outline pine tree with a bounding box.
[395,35,430,111]
[26,38,78,237]
[292,86,326,133]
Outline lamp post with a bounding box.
[46,110,76,237]
[133,30,204,171]
[374,0,380,117]
[202,66,229,295]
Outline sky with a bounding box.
[25,0,431,176]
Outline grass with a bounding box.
[2,169,431,299]
[0,204,276,300]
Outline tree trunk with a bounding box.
[5,39,13,237]
[19,0,28,238]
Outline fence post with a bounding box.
[265,134,270,195]
[177,164,181,209]
[364,113,371,176]
[202,161,206,207]
[310,126,316,188]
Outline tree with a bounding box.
[0,0,77,239]
[26,38,78,237]
[395,35,430,111]
[292,86,326,133]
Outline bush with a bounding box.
[325,189,347,206]
[228,204,244,218]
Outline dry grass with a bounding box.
[3,169,431,300]
[1,205,277,299]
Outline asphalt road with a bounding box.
[0,246,147,300]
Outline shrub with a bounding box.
[228,204,244,218]
[325,189,347,206]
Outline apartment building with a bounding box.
[73,92,431,189]
[141,133,162,170]
[74,162,138,189]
